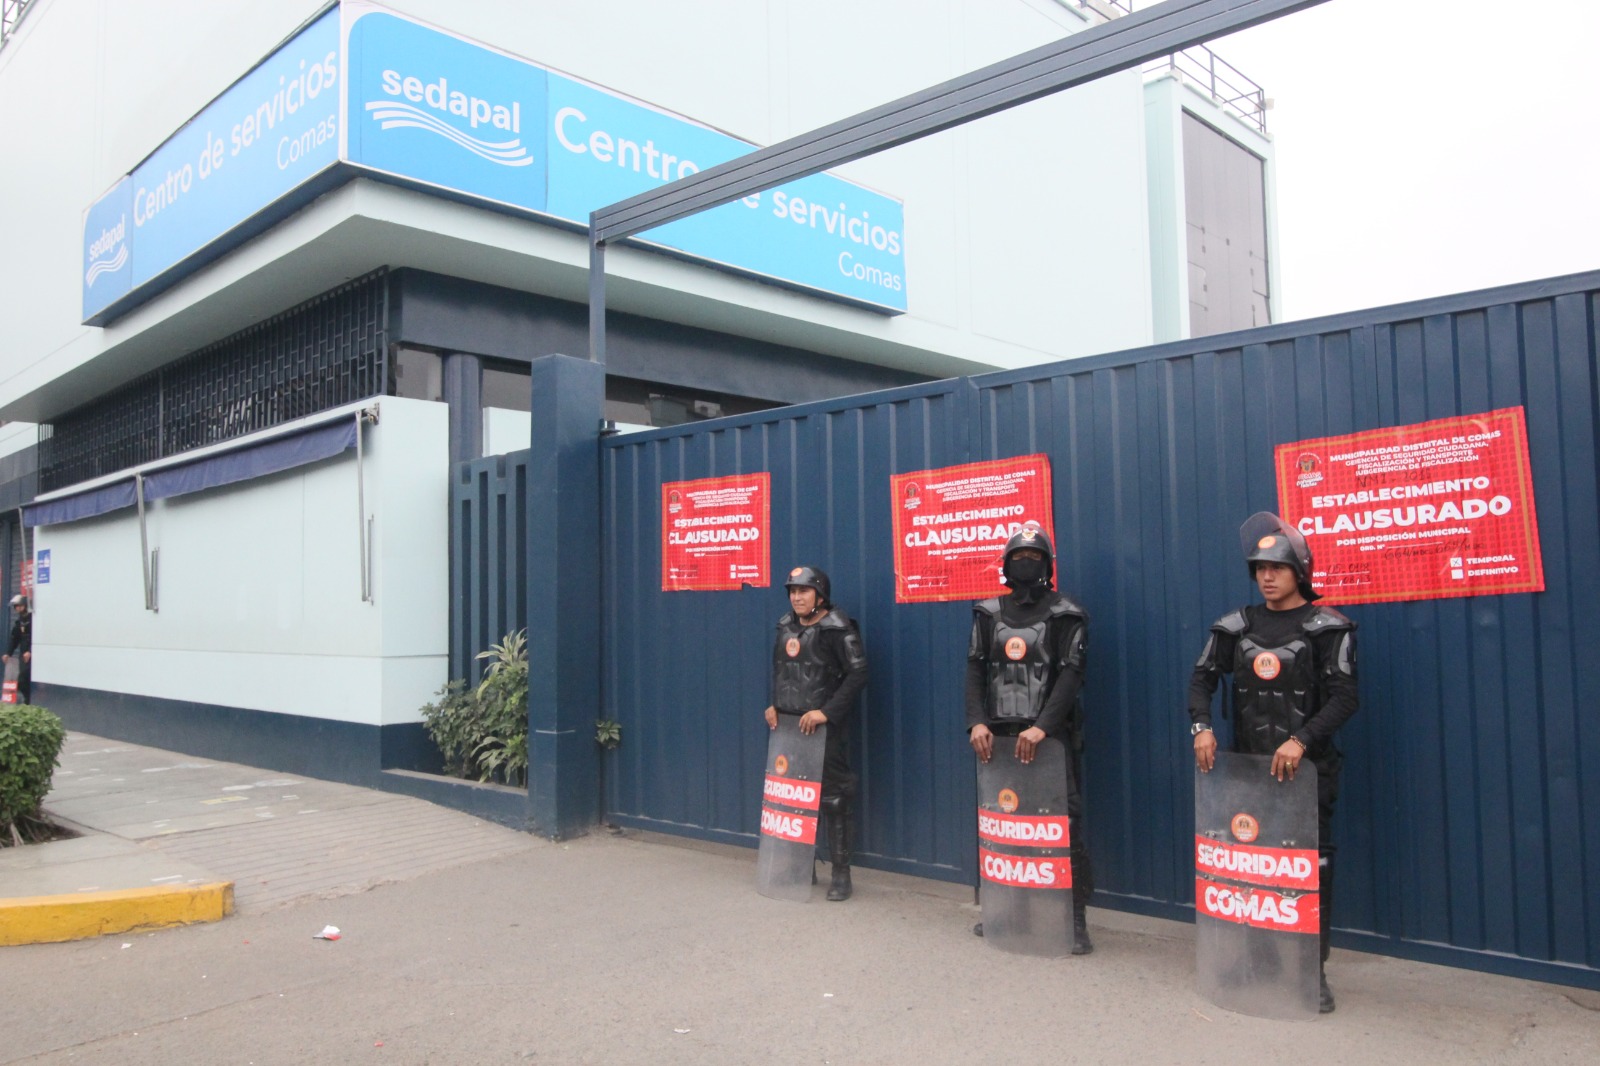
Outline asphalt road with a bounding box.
[4,827,1597,1065]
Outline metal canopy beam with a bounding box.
[589,0,1329,245]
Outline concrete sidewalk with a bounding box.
[2,733,1598,1064]
[0,732,541,942]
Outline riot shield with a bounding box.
[975,736,1075,956]
[755,714,828,902]
[1195,751,1320,1020]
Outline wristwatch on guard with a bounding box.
[1190,722,1212,736]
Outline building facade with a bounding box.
[0,0,1276,777]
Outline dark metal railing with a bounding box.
[1143,46,1268,133]
[1084,0,1268,132]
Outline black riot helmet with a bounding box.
[1001,522,1055,587]
[1239,511,1320,602]
[784,566,831,609]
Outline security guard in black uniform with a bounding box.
[1189,512,1358,1013]
[765,566,868,901]
[967,523,1094,952]
[4,594,32,705]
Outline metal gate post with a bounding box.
[525,354,605,838]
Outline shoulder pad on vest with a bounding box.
[1048,594,1088,621]
[1303,605,1355,633]
[816,608,852,630]
[1212,609,1248,636]
[974,598,1004,617]
[776,612,797,629]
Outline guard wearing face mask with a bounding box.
[765,567,868,901]
[1189,512,1358,1013]
[966,524,1094,952]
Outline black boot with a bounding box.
[1071,899,1093,955]
[1320,969,1336,1014]
[826,810,852,901]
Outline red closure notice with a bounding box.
[979,847,1072,889]
[661,473,770,591]
[1194,836,1317,891]
[764,774,821,812]
[978,810,1071,848]
[1276,407,1544,604]
[1195,877,1319,935]
[760,807,817,845]
[890,455,1054,603]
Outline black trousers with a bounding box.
[1066,740,1093,905]
[821,725,856,805]
[1312,750,1342,963]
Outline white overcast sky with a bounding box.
[1202,0,1600,323]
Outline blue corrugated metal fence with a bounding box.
[598,270,1600,989]
[451,449,531,684]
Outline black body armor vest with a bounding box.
[976,595,1085,723]
[1216,607,1352,755]
[773,611,851,713]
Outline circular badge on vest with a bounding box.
[775,755,789,776]
[785,637,801,658]
[1257,535,1278,550]
[998,788,1020,813]
[1253,651,1281,680]
[1004,636,1028,661]
[1230,812,1260,843]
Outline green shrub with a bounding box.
[419,679,481,778]
[0,704,67,843]
[419,630,528,787]
[471,630,529,787]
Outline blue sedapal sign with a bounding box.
[82,8,342,323]
[81,0,907,324]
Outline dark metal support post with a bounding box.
[441,351,483,466]
[588,233,606,365]
[525,354,605,839]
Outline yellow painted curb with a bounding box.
[0,881,234,946]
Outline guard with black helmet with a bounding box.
[1241,512,1321,602]
[765,565,868,901]
[1188,511,1359,1013]
[4,592,32,704]
[967,521,1096,953]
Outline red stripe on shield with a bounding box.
[1195,876,1319,935]
[760,806,817,845]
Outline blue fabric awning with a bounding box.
[144,418,357,502]
[22,479,138,527]
[24,416,360,527]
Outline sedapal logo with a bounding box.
[367,69,533,167]
[85,216,129,287]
